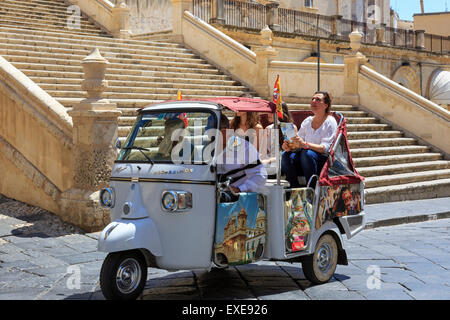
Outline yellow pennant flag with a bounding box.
[272,75,283,120]
[176,89,182,100]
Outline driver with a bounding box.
[216,113,267,201]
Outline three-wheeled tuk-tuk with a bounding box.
[97,97,365,300]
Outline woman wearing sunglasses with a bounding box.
[281,91,338,188]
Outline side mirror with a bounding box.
[115,139,122,149]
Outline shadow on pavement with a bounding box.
[62,265,351,300]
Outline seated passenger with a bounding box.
[260,102,298,177]
[216,113,267,201]
[281,91,337,188]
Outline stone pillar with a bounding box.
[415,30,425,50]
[210,0,225,25]
[343,29,368,105]
[254,26,278,98]
[266,1,280,32]
[60,48,122,232]
[331,15,343,38]
[111,1,131,38]
[171,0,192,43]
[376,23,386,45]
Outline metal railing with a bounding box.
[223,0,267,30]
[192,0,449,54]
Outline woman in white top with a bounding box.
[281,91,338,188]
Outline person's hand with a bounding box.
[289,136,305,149]
[282,140,291,152]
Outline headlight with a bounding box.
[161,190,192,212]
[100,187,115,208]
[162,191,177,211]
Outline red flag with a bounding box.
[272,75,283,120]
[176,89,188,127]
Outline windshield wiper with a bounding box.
[122,146,154,165]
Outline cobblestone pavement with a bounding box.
[0,195,449,300]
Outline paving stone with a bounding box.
[57,251,106,265]
[254,287,309,300]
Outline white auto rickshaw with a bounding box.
[97,97,366,300]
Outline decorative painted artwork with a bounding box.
[284,189,314,253]
[316,184,363,229]
[214,193,267,266]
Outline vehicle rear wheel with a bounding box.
[100,250,147,300]
[302,234,338,284]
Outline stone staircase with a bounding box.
[1,0,449,204]
[289,104,450,203]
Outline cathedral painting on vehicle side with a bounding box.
[214,193,267,265]
[284,189,314,253]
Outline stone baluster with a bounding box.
[331,15,343,38]
[254,26,278,98]
[376,23,386,45]
[210,0,225,25]
[266,1,280,32]
[60,48,122,232]
[171,0,192,43]
[111,1,131,38]
[415,30,425,50]
[343,29,368,105]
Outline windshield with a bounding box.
[117,111,218,164]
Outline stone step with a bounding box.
[0,41,197,61]
[353,153,443,167]
[0,25,185,48]
[37,82,248,93]
[3,54,215,71]
[2,0,71,10]
[345,117,379,124]
[364,169,450,188]
[0,21,107,36]
[350,145,431,157]
[28,76,240,87]
[0,7,99,28]
[365,178,450,204]
[349,137,417,148]
[0,16,104,32]
[347,130,403,139]
[0,48,207,65]
[346,123,391,131]
[0,1,79,16]
[356,160,450,177]
[46,89,249,99]
[0,28,185,50]
[0,4,96,23]
[10,62,224,76]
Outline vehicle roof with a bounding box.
[140,97,275,113]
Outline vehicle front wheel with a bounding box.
[100,250,147,300]
[302,234,338,284]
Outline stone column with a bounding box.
[415,30,425,50]
[254,26,278,98]
[60,48,122,232]
[343,29,368,105]
[331,15,343,38]
[210,0,225,25]
[111,1,131,38]
[171,0,192,43]
[376,23,386,45]
[266,1,280,32]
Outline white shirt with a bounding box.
[216,136,267,193]
[298,116,338,153]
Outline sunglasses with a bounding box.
[311,97,323,102]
